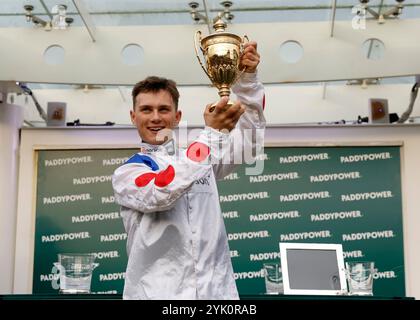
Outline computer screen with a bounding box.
[279,243,347,295]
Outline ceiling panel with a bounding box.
[2,0,419,87]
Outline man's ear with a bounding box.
[130,109,136,125]
[174,110,182,126]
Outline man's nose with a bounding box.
[151,110,161,122]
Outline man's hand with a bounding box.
[204,97,245,132]
[240,41,260,73]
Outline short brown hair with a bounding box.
[132,76,180,110]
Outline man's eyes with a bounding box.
[139,107,151,113]
[138,107,171,113]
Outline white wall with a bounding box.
[13,82,420,126]
[0,102,23,294]
[1,20,420,85]
[13,125,420,299]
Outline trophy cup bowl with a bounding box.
[194,17,248,111]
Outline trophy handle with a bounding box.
[194,31,213,81]
[233,35,250,84]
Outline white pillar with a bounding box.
[0,100,23,294]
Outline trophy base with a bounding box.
[209,100,234,113]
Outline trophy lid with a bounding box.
[200,14,242,47]
[213,15,227,33]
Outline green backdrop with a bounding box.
[33,146,405,296]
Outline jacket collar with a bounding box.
[139,138,175,155]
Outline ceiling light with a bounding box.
[23,4,74,31]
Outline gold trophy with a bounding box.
[194,14,248,111]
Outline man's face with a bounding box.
[131,89,182,145]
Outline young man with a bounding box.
[112,42,265,299]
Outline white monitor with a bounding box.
[279,242,347,296]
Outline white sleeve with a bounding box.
[212,71,266,180]
[112,127,229,213]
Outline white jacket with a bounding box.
[112,72,266,299]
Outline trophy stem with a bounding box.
[208,86,233,112]
[218,85,231,98]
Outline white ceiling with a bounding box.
[2,0,419,87]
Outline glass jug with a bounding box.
[54,253,99,294]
